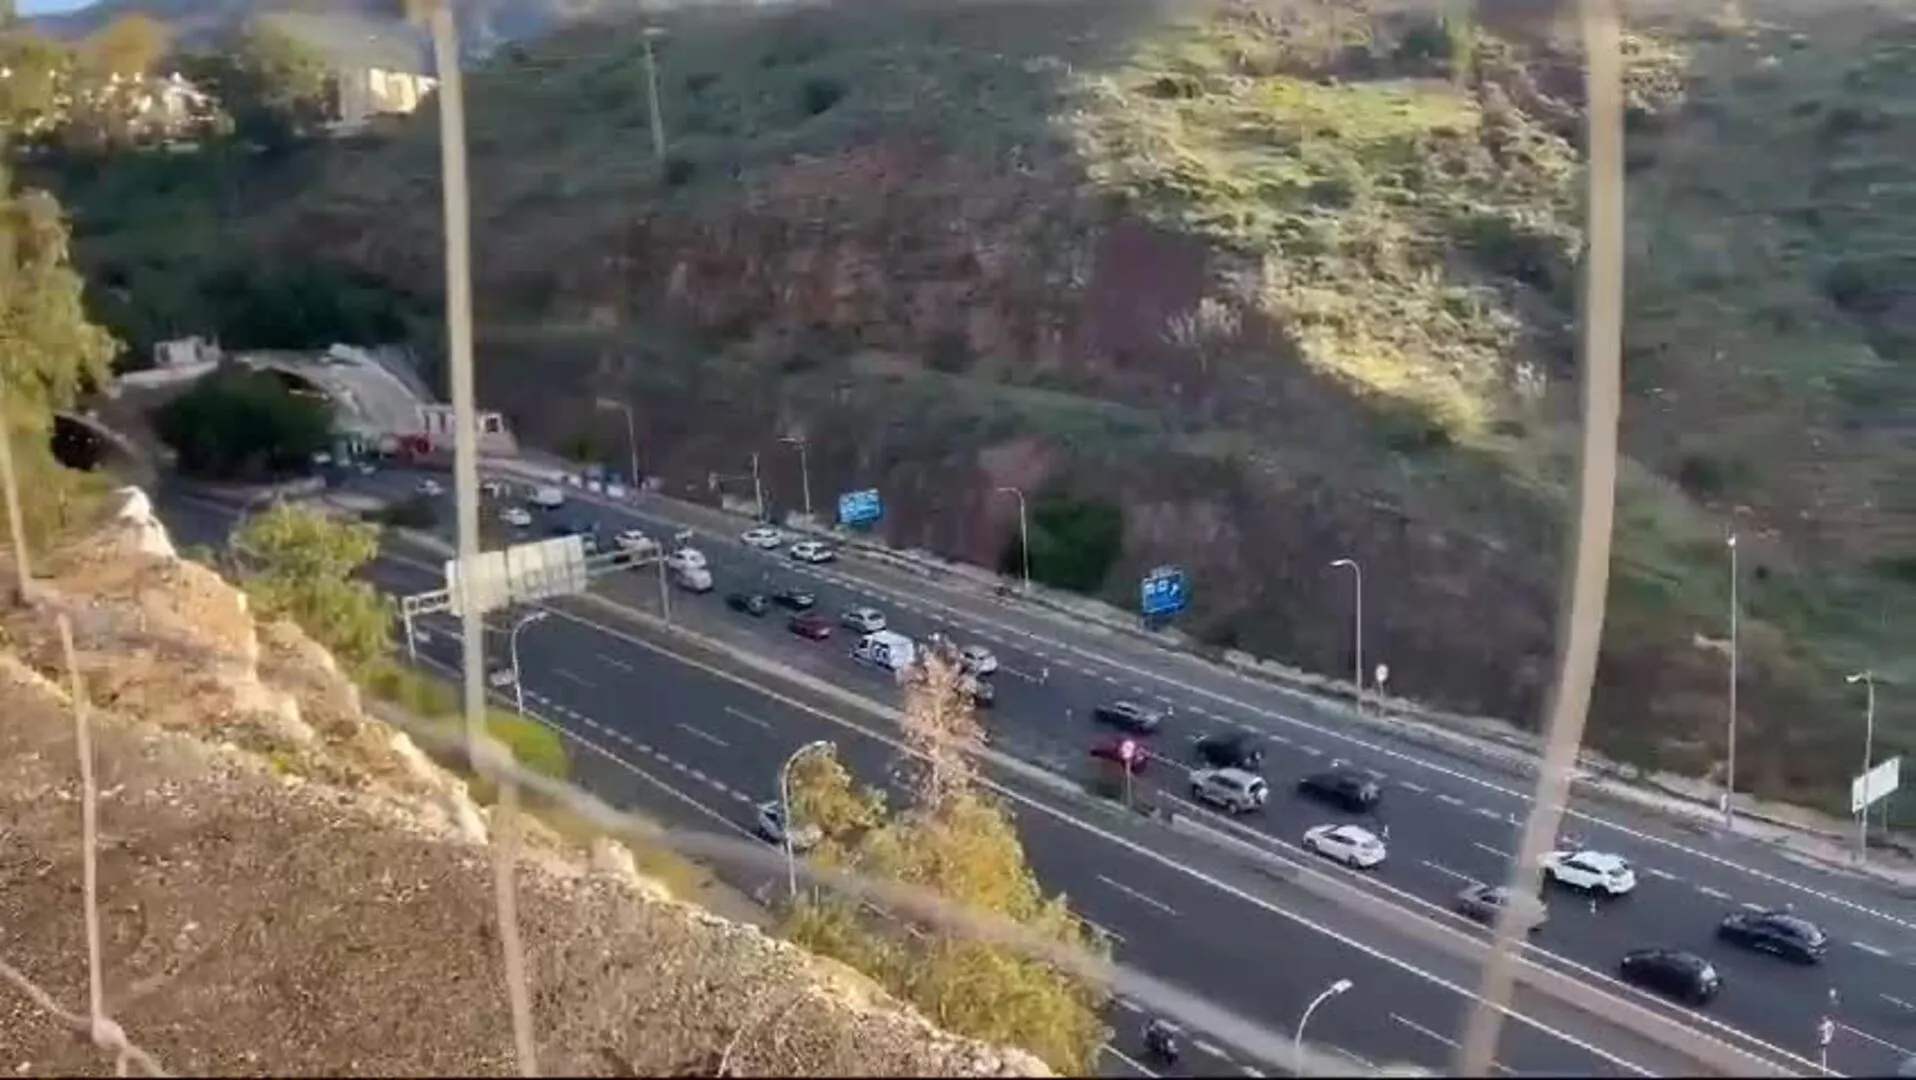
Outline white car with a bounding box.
[841,606,887,633]
[959,645,999,676]
[1190,768,1268,814]
[788,540,836,564]
[500,506,532,528]
[741,525,785,549]
[416,478,444,496]
[755,801,821,852]
[486,667,517,690]
[615,528,658,555]
[1541,849,1637,896]
[1304,823,1388,869]
[666,547,708,573]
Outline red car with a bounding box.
[787,612,833,641]
[1089,736,1148,775]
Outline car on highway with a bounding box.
[1193,731,1264,772]
[416,478,444,496]
[1617,948,1721,1006]
[1090,736,1147,774]
[772,587,817,611]
[741,526,786,549]
[1092,700,1165,734]
[1297,767,1382,813]
[788,612,833,641]
[958,645,999,676]
[755,801,821,852]
[1716,907,1827,963]
[500,506,532,528]
[615,528,659,556]
[1541,849,1637,896]
[486,666,516,690]
[726,592,771,617]
[481,480,507,499]
[671,564,714,592]
[666,547,708,573]
[1190,767,1269,814]
[1302,823,1388,868]
[547,519,600,552]
[841,606,887,633]
[531,485,566,509]
[1454,883,1546,933]
[788,539,837,564]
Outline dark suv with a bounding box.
[726,592,770,617]
[1716,909,1827,964]
[1619,948,1722,1005]
[1092,700,1165,734]
[1298,768,1382,812]
[1194,732,1264,772]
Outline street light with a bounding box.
[781,436,813,521]
[508,609,547,715]
[1847,670,1875,863]
[1725,532,1739,829]
[1294,977,1353,1076]
[640,26,666,162]
[996,486,1030,592]
[748,451,766,523]
[1330,558,1363,714]
[779,739,834,900]
[594,397,640,490]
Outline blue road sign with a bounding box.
[837,488,883,528]
[1140,566,1188,619]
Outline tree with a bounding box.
[783,647,1110,1073]
[0,29,73,139]
[181,23,331,151]
[77,14,170,78]
[153,366,334,480]
[1,168,118,414]
[230,503,393,673]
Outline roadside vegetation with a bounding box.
[154,365,336,479]
[785,646,1110,1074]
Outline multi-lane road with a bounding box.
[161,471,1916,1077]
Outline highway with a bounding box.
[161,475,1916,1075]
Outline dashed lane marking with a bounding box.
[597,652,635,672]
[1850,941,1891,958]
[1473,806,1503,821]
[1097,874,1178,916]
[1401,781,1428,794]
[1883,995,1913,1012]
[722,706,773,730]
[553,667,594,688]
[1195,1039,1228,1058]
[1437,794,1465,807]
[1836,1022,1914,1058]
[1740,901,1764,911]
[1423,861,1474,882]
[677,722,731,749]
[1699,886,1733,900]
[1640,867,1678,881]
[1471,842,1508,860]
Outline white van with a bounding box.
[852,630,917,672]
[530,486,566,509]
[671,564,714,593]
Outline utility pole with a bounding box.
[782,436,813,520]
[1848,670,1875,864]
[0,382,33,606]
[1725,532,1739,828]
[641,26,666,162]
[749,451,765,523]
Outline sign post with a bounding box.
[1851,756,1903,866]
[1816,1015,1834,1076]
[1119,738,1137,807]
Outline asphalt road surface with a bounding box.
[159,475,1916,1075]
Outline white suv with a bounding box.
[741,526,785,549]
[1303,823,1388,869]
[789,540,836,564]
[1190,768,1268,814]
[665,547,708,573]
[1541,849,1637,896]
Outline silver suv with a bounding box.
[1191,768,1268,813]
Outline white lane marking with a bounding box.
[676,722,730,749]
[1437,794,1465,807]
[1401,781,1428,793]
[1740,901,1765,911]
[1195,1038,1227,1058]
[1883,995,1913,1012]
[1700,886,1733,900]
[597,652,634,672]
[1240,1066,1262,1077]
[1472,842,1509,860]
[1000,665,1041,682]
[553,668,594,688]
[1473,806,1503,820]
[1098,874,1178,916]
[1083,917,1127,945]
[722,706,773,730]
[1392,1012,1457,1047]
[1102,1044,1160,1078]
[1850,941,1891,957]
[1837,1022,1913,1057]
[1423,861,1474,882]
[1640,867,1677,881]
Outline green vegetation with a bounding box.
[1007,493,1126,595]
[154,365,334,479]
[230,503,393,672]
[179,22,333,150]
[784,647,1109,1073]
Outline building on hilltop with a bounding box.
[331,67,438,135]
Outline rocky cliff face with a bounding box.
[0,491,1048,1077]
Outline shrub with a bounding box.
[154,367,334,480]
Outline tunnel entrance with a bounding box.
[51,413,108,471]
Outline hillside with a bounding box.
[0,489,1047,1077]
[58,0,1916,812]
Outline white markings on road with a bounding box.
[1098,874,1178,916]
[722,706,772,730]
[597,652,634,672]
[1392,1013,1457,1048]
[1699,886,1733,900]
[1298,745,1322,756]
[553,668,594,688]
[1473,806,1503,820]
[1436,794,1465,807]
[1102,1044,1160,1079]
[1740,901,1765,911]
[1400,781,1427,794]
[1883,995,1914,1013]
[999,665,1041,683]
[1083,917,1127,945]
[1195,1038,1228,1058]
[1422,860,1473,882]
[1471,842,1508,860]
[1836,1022,1914,1057]
[677,722,731,749]
[1639,866,1678,881]
[1850,941,1891,957]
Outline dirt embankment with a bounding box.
[0,490,1047,1078]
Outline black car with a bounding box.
[1716,909,1826,963]
[772,587,817,611]
[1194,732,1264,772]
[1618,948,1722,1006]
[1298,768,1382,813]
[726,592,770,617]
[1092,700,1165,734]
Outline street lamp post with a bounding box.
[640,26,666,162]
[749,451,766,523]
[779,739,834,900]
[781,436,813,521]
[1725,532,1739,829]
[508,609,547,716]
[1294,977,1353,1077]
[1330,558,1363,714]
[1847,670,1875,863]
[595,397,640,490]
[996,486,1030,592]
